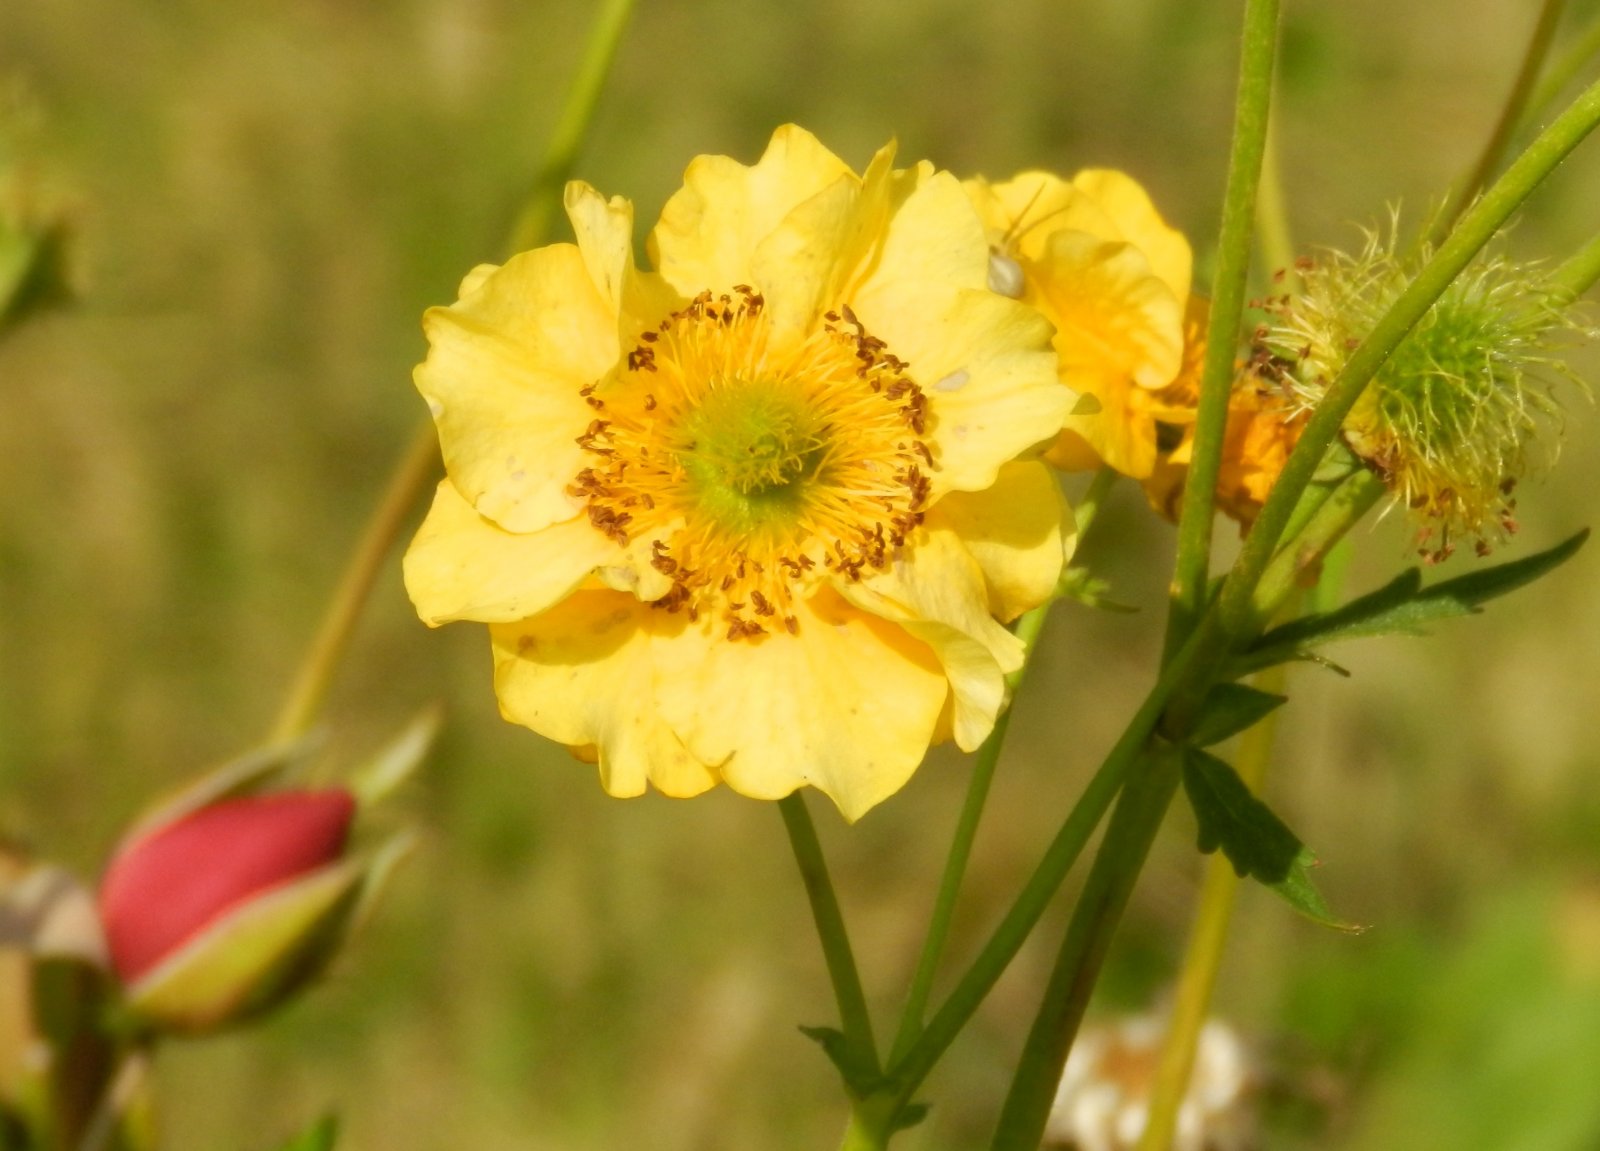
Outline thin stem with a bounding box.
[889,603,1053,1064]
[1135,662,1287,1151]
[1166,0,1282,653]
[1430,0,1569,245]
[989,746,1185,1151]
[269,422,440,743]
[1256,114,1297,286]
[1072,465,1119,542]
[1248,467,1386,630]
[505,0,637,254]
[779,792,880,1081]
[1528,8,1600,125]
[1550,226,1600,304]
[77,1047,150,1151]
[1217,74,1600,647]
[884,622,1210,1110]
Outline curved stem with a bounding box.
[269,422,440,743]
[505,0,638,254]
[1528,8,1600,125]
[1218,73,1600,647]
[1430,0,1569,246]
[1166,0,1283,654]
[1550,227,1600,304]
[779,793,880,1083]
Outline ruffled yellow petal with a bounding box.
[929,461,1071,622]
[565,182,682,342]
[1037,230,1184,389]
[1069,169,1192,305]
[491,593,719,799]
[404,480,624,625]
[652,588,946,822]
[1051,367,1161,478]
[838,525,1024,751]
[417,244,617,533]
[648,124,855,299]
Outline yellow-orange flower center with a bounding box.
[569,288,935,640]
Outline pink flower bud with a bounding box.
[98,790,355,984]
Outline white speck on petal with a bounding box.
[933,368,970,393]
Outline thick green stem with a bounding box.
[1166,0,1282,653]
[1430,0,1569,245]
[505,0,637,254]
[1248,467,1386,631]
[989,746,1185,1151]
[779,793,880,1082]
[269,422,440,743]
[1217,74,1600,647]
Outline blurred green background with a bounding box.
[4,0,1600,1147]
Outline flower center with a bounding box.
[569,288,935,640]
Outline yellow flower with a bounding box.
[964,169,1194,479]
[404,126,1073,820]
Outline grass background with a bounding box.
[4,0,1600,1147]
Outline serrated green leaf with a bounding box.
[1182,750,1359,931]
[271,1114,339,1151]
[1272,849,1364,933]
[798,1025,880,1096]
[1238,529,1588,674]
[1182,749,1301,882]
[1187,683,1288,747]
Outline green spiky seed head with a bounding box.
[1255,227,1590,561]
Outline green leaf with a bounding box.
[1238,529,1588,673]
[270,1114,339,1151]
[889,1102,931,1134]
[1181,749,1361,931]
[1187,683,1288,746]
[347,706,441,808]
[798,1025,880,1097]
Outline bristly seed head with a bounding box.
[570,287,936,638]
[1252,226,1592,561]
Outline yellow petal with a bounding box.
[1053,366,1162,479]
[491,593,719,799]
[403,480,620,625]
[837,527,1025,751]
[652,589,947,821]
[929,461,1072,623]
[648,124,855,298]
[417,244,616,533]
[564,181,682,341]
[1037,230,1185,390]
[1070,169,1192,305]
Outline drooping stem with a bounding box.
[1430,0,1570,246]
[988,745,1185,1151]
[779,792,881,1084]
[1165,0,1283,653]
[269,422,440,743]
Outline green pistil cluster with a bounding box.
[1254,232,1588,558]
[678,376,829,539]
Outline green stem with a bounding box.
[1248,466,1386,630]
[1072,465,1119,542]
[1217,73,1600,647]
[1528,8,1600,125]
[1550,227,1600,304]
[1430,0,1569,246]
[1255,114,1297,286]
[505,0,637,254]
[989,745,1185,1151]
[889,603,1053,1064]
[1166,0,1282,653]
[1134,680,1281,1151]
[269,422,440,743]
[884,622,1210,1111]
[779,793,880,1082]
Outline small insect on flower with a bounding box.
[405,126,1076,820]
[963,169,1198,481]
